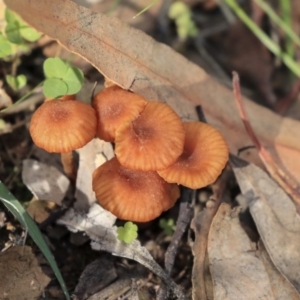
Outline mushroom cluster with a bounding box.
[92,86,229,222]
[29,86,229,223]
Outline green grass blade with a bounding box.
[0,81,43,113]
[225,0,300,78]
[133,0,158,18]
[253,0,298,52]
[279,0,293,57]
[0,181,70,300]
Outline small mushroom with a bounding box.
[115,102,185,171]
[93,86,147,142]
[157,122,229,189]
[92,157,180,222]
[30,99,97,153]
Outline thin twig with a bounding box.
[157,189,194,300]
[232,71,300,205]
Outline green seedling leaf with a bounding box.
[169,1,198,39]
[0,181,70,300]
[0,33,12,57]
[19,25,42,42]
[117,221,138,244]
[5,22,23,44]
[62,66,84,94]
[43,77,68,98]
[5,8,20,24]
[6,74,27,91]
[159,218,176,236]
[5,8,42,44]
[43,57,69,78]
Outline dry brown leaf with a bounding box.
[207,203,273,300]
[91,0,163,33]
[5,0,300,186]
[259,240,300,300]
[232,156,300,294]
[0,246,51,299]
[73,256,117,300]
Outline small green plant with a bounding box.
[159,218,176,236]
[1,8,42,90]
[4,8,42,44]
[117,221,138,244]
[6,74,27,91]
[0,8,42,58]
[0,9,84,109]
[169,1,198,40]
[43,57,84,98]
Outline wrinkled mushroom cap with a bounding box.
[92,158,180,222]
[93,86,147,142]
[157,122,229,189]
[30,99,97,153]
[115,102,185,171]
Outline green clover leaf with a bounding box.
[117,221,138,244]
[42,58,84,97]
[62,66,84,94]
[44,58,69,79]
[43,78,68,98]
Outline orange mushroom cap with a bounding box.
[115,102,185,171]
[93,86,147,142]
[92,157,180,222]
[45,94,76,102]
[30,99,97,153]
[157,122,229,189]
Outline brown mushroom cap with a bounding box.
[45,94,76,102]
[30,99,97,153]
[157,122,229,189]
[93,86,147,142]
[115,102,185,171]
[92,157,180,222]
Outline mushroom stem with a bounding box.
[61,151,77,183]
